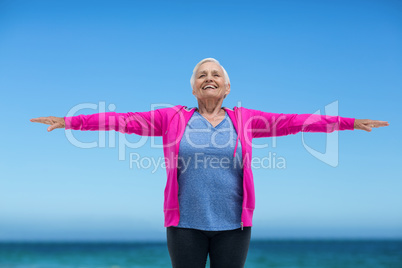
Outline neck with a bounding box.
[196,98,224,115]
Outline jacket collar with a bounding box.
[181,106,236,112]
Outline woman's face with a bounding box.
[192,62,230,101]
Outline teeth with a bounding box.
[203,85,216,89]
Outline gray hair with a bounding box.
[190,58,230,89]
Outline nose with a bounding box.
[206,73,214,81]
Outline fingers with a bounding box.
[47,124,55,132]
[47,122,62,132]
[366,120,389,129]
[30,117,52,125]
[363,125,372,132]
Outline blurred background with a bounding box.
[0,0,400,244]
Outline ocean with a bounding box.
[0,240,401,268]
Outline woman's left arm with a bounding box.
[249,109,389,138]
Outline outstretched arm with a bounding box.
[354,119,389,132]
[31,110,164,136]
[249,109,389,138]
[30,116,65,132]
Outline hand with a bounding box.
[30,116,66,132]
[354,119,389,132]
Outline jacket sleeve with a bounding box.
[64,110,164,136]
[250,109,355,138]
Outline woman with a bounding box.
[31,58,389,268]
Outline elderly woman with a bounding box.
[31,58,389,268]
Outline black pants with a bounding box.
[166,226,251,268]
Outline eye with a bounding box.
[199,75,205,78]
[214,74,220,77]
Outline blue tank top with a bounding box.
[176,111,243,231]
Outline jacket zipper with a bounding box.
[234,107,244,231]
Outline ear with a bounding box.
[225,83,231,96]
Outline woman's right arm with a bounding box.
[31,110,164,136]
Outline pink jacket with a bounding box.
[64,105,355,228]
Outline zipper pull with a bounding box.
[241,222,243,231]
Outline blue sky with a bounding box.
[0,0,400,241]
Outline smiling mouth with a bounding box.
[202,85,217,90]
